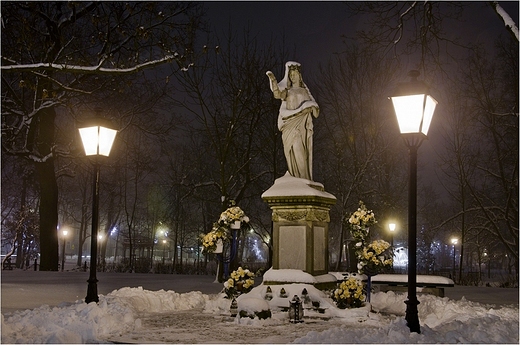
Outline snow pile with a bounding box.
[1,297,136,343]
[107,286,208,313]
[1,284,518,343]
[298,291,519,344]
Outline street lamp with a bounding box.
[162,239,167,264]
[78,114,117,304]
[61,229,68,272]
[388,223,396,271]
[451,238,458,281]
[388,223,396,248]
[98,233,105,271]
[390,70,438,334]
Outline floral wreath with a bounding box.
[332,276,365,309]
[223,267,255,298]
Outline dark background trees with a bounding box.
[313,42,408,270]
[1,1,205,270]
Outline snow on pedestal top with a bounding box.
[261,172,336,200]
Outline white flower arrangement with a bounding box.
[224,267,255,298]
[332,277,365,308]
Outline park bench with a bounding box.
[370,274,454,297]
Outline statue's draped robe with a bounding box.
[278,90,318,181]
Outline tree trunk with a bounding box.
[15,177,28,268]
[37,159,59,271]
[36,106,59,271]
[335,222,346,271]
[77,196,88,267]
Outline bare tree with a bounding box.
[171,30,281,207]
[345,2,518,69]
[169,29,288,274]
[1,156,39,268]
[314,42,408,270]
[1,2,204,270]
[436,74,481,282]
[457,41,518,275]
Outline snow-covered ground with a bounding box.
[1,269,518,344]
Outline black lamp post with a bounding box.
[388,223,396,248]
[390,70,438,334]
[389,223,396,270]
[61,229,68,272]
[78,115,117,304]
[162,239,167,264]
[451,238,458,282]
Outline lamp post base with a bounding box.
[85,278,99,304]
[405,298,421,333]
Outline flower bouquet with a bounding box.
[201,202,249,254]
[201,222,228,254]
[218,205,249,227]
[347,201,377,242]
[332,277,365,309]
[224,267,255,298]
[357,239,393,275]
[356,238,392,302]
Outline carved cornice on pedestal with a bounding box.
[272,208,330,222]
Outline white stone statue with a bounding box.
[266,61,319,181]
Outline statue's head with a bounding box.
[287,64,302,87]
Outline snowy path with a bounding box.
[107,309,373,344]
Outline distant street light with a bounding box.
[61,229,68,272]
[388,223,396,271]
[78,114,117,304]
[162,239,167,264]
[451,238,458,282]
[388,223,396,248]
[97,233,105,270]
[390,70,438,334]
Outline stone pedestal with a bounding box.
[262,172,336,276]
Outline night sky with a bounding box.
[203,1,358,69]
[203,1,519,76]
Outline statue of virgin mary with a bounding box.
[266,61,319,181]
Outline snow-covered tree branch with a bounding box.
[490,1,519,41]
[1,54,185,75]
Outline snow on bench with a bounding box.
[371,274,454,287]
[370,274,454,297]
